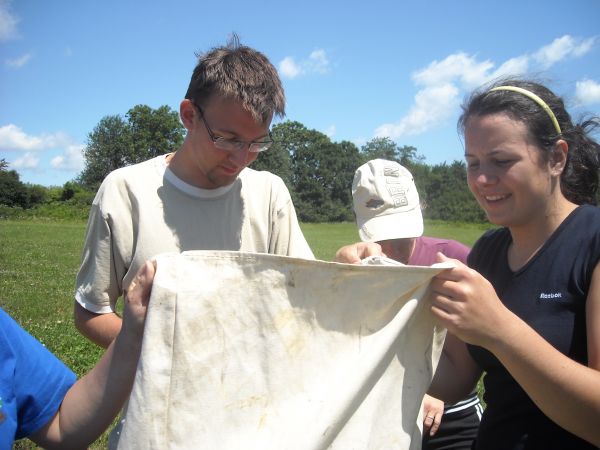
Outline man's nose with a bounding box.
[228,145,252,167]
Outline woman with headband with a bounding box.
[336,78,600,448]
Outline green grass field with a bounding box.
[0,219,492,449]
[300,220,491,261]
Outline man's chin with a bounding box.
[207,172,240,188]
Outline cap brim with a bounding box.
[357,208,424,242]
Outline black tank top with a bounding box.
[467,204,600,450]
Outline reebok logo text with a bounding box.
[539,292,562,299]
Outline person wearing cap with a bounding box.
[352,159,483,450]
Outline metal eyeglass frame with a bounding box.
[193,102,274,153]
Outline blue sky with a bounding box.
[1,0,599,187]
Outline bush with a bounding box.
[0,202,90,221]
[60,181,96,205]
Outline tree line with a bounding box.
[1,104,488,223]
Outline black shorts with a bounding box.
[422,394,483,450]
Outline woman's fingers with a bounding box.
[423,412,442,436]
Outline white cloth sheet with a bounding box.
[112,251,450,450]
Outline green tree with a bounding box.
[250,123,293,187]
[78,115,133,189]
[276,121,361,222]
[360,137,424,169]
[421,160,485,222]
[0,167,29,207]
[254,121,363,222]
[404,161,432,204]
[272,122,331,221]
[360,137,399,162]
[60,181,96,205]
[78,105,185,189]
[397,145,425,168]
[127,105,184,161]
[0,162,47,208]
[26,184,48,205]
[327,140,363,220]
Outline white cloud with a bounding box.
[0,0,19,42]
[51,144,85,171]
[375,83,459,138]
[12,152,39,170]
[279,56,302,79]
[0,124,71,151]
[308,49,330,74]
[6,52,31,68]
[533,35,595,69]
[413,52,495,90]
[575,79,600,105]
[279,49,331,79]
[373,34,597,139]
[489,56,529,80]
[1,124,84,179]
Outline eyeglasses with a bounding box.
[194,103,274,153]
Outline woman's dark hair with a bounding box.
[458,78,600,205]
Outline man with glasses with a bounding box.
[74,35,314,348]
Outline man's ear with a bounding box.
[549,139,568,176]
[180,99,196,130]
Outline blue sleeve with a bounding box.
[0,308,77,441]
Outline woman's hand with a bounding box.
[122,260,156,339]
[334,242,383,264]
[422,394,444,436]
[430,253,514,349]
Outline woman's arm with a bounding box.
[29,260,155,449]
[431,254,600,447]
[428,331,482,404]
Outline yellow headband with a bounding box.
[490,85,562,135]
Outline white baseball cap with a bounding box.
[352,159,423,242]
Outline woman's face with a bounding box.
[464,113,555,228]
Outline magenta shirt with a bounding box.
[408,236,469,266]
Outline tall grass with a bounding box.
[1,219,492,448]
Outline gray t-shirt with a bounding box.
[76,155,314,313]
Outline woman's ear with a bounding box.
[549,139,568,176]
